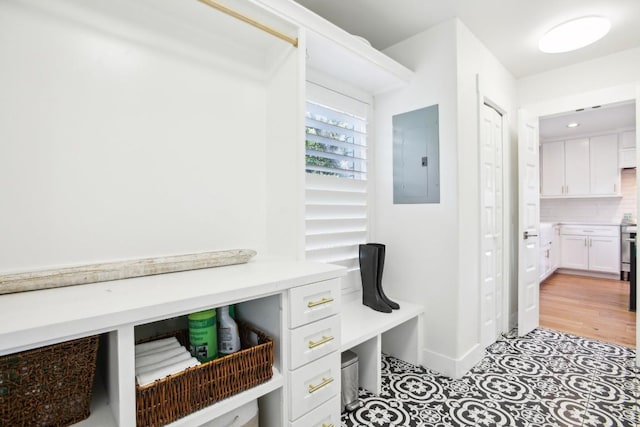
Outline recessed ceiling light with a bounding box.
[567,122,580,128]
[539,16,611,53]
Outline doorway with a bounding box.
[536,102,636,347]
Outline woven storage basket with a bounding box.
[0,335,100,427]
[136,321,273,427]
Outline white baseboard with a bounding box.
[554,268,618,280]
[422,343,484,379]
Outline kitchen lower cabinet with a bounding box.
[588,236,621,273]
[560,235,589,270]
[559,225,620,275]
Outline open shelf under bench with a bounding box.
[340,297,424,394]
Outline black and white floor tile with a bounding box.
[341,328,639,426]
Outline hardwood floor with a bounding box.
[540,273,636,348]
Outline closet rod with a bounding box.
[198,0,298,48]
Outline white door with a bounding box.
[480,104,504,347]
[518,109,540,337]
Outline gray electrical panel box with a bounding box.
[392,105,440,204]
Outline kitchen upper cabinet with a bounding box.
[540,135,620,198]
[564,138,590,196]
[541,141,565,196]
[619,130,636,168]
[590,134,619,194]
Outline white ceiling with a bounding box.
[292,0,640,78]
[540,102,636,140]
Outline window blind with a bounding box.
[305,83,369,294]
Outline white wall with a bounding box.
[0,0,301,273]
[454,21,517,367]
[518,47,640,107]
[375,20,460,365]
[375,19,516,377]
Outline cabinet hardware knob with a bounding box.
[308,377,334,394]
[307,297,334,308]
[308,335,334,349]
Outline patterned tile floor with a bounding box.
[341,328,640,426]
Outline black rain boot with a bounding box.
[359,244,392,313]
[368,243,400,310]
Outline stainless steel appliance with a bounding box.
[620,224,637,280]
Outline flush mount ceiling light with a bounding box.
[538,16,611,53]
[567,122,580,128]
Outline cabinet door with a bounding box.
[621,130,636,149]
[588,236,620,273]
[560,235,589,269]
[590,134,619,195]
[564,138,590,195]
[550,226,560,271]
[539,244,550,280]
[541,141,565,196]
[619,130,636,168]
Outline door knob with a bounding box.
[523,231,538,239]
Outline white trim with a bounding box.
[422,343,484,379]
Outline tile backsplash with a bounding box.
[540,168,637,224]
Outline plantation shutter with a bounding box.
[305,82,369,293]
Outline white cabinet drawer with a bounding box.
[290,315,341,370]
[289,395,340,427]
[289,279,341,328]
[560,225,620,237]
[289,352,340,421]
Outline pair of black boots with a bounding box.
[359,243,400,313]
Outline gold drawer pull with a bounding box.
[307,297,334,308]
[308,335,335,349]
[308,377,334,394]
[322,424,334,427]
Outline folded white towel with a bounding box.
[135,346,187,368]
[135,338,180,356]
[135,350,192,375]
[136,357,200,387]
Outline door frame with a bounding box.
[519,83,639,363]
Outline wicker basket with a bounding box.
[0,335,100,427]
[136,321,273,427]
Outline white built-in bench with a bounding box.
[341,297,424,394]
